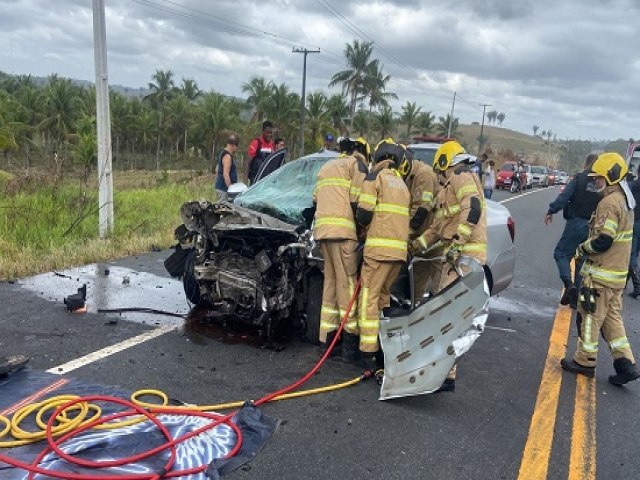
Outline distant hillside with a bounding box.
[457,124,563,166]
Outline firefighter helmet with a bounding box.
[354,137,371,160]
[433,141,466,172]
[588,152,627,185]
[373,138,412,176]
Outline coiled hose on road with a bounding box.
[0,279,364,479]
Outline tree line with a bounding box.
[0,40,469,177]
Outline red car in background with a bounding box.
[496,161,527,190]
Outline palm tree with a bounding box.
[400,101,422,140]
[532,125,539,136]
[352,110,368,137]
[373,106,395,138]
[242,77,274,122]
[197,92,233,172]
[325,93,350,135]
[73,130,97,189]
[180,78,201,103]
[305,91,331,149]
[436,114,460,138]
[328,40,378,121]
[497,112,505,126]
[144,69,176,169]
[166,95,192,154]
[363,62,397,135]
[416,111,435,136]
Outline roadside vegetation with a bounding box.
[0,170,213,280]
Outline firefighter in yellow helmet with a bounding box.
[409,140,487,392]
[561,152,640,385]
[404,146,441,300]
[346,138,411,378]
[312,137,369,358]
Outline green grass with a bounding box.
[0,171,215,279]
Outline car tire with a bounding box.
[305,271,323,344]
[183,249,201,305]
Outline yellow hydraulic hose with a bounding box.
[0,375,366,447]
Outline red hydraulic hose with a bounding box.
[1,278,364,479]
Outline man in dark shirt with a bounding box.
[544,154,600,306]
[627,166,640,297]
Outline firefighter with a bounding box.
[347,139,411,375]
[410,140,487,392]
[405,147,441,301]
[561,152,640,386]
[312,137,370,357]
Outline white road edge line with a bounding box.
[484,325,518,333]
[47,325,176,375]
[498,187,556,204]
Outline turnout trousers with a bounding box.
[574,283,635,368]
[318,239,359,342]
[358,258,403,353]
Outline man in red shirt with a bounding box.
[246,120,275,185]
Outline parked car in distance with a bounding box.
[556,171,569,185]
[496,161,526,190]
[522,164,533,189]
[530,165,549,188]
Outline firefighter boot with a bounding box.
[608,358,640,386]
[560,358,595,378]
[320,331,342,358]
[628,269,640,299]
[340,332,361,363]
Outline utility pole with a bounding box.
[92,0,113,238]
[478,103,491,154]
[447,91,456,138]
[293,47,320,157]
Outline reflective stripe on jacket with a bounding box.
[406,161,440,235]
[357,159,411,262]
[313,153,368,240]
[417,166,487,264]
[581,187,633,288]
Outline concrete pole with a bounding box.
[293,47,319,157]
[92,0,114,238]
[478,103,491,154]
[447,91,456,138]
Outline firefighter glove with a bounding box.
[410,237,426,255]
[575,243,587,260]
[446,244,462,264]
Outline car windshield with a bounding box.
[234,154,334,226]
[411,147,438,165]
[531,166,545,174]
[500,163,515,172]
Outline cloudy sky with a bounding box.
[1,0,639,141]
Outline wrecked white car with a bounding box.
[165,150,515,345]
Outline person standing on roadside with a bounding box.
[627,165,640,298]
[319,133,337,152]
[246,121,275,185]
[544,154,600,306]
[561,152,640,386]
[274,137,286,151]
[483,159,496,199]
[214,134,239,202]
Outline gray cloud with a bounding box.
[0,0,638,140]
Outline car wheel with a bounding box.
[305,271,323,344]
[183,249,201,305]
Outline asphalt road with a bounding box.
[2,185,640,479]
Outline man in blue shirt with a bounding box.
[544,154,600,306]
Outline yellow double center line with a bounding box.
[518,275,597,479]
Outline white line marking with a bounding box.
[47,325,176,375]
[499,187,556,204]
[485,325,518,333]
